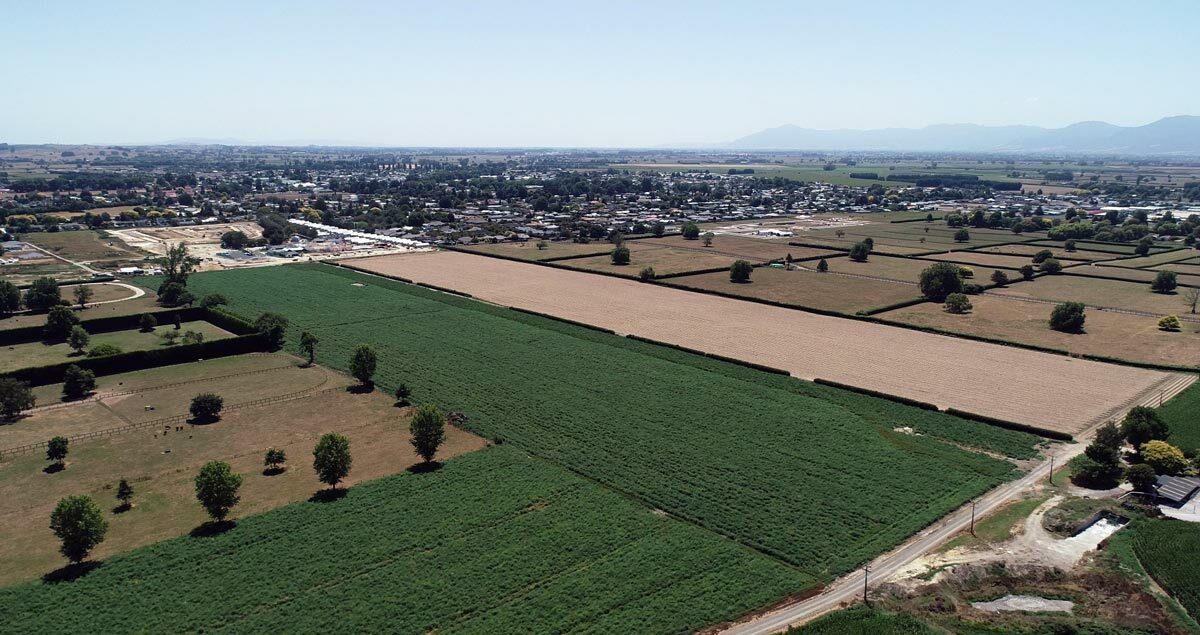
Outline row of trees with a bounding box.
[0,278,96,316]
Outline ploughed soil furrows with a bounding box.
[351,251,1173,436]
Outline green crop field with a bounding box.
[140,264,1037,579]
[0,447,809,634]
[1130,519,1200,620]
[1157,381,1200,454]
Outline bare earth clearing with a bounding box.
[350,251,1177,436]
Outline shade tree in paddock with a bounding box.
[313,432,352,490]
[0,378,36,420]
[44,305,79,341]
[189,393,224,423]
[299,331,319,365]
[350,344,378,387]
[410,404,447,464]
[72,285,94,309]
[62,365,96,400]
[46,436,69,470]
[918,262,964,302]
[194,460,243,522]
[0,280,21,314]
[1049,302,1086,333]
[49,496,108,565]
[1151,270,1178,294]
[729,260,753,283]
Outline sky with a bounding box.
[3,0,1198,147]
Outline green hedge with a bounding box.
[0,306,211,346]
[16,275,115,289]
[856,297,929,316]
[509,307,618,335]
[4,332,271,386]
[813,378,941,411]
[624,334,791,375]
[943,407,1073,441]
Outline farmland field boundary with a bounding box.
[425,246,1200,374]
[0,382,340,458]
[22,357,302,415]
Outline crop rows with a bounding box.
[153,264,1035,577]
[1130,519,1200,619]
[790,605,936,634]
[0,447,809,634]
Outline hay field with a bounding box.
[351,251,1175,435]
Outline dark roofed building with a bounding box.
[1155,475,1200,506]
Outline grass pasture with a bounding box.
[154,263,1040,580]
[0,353,486,584]
[921,251,1042,270]
[23,230,148,264]
[0,321,233,373]
[988,274,1196,316]
[1098,249,1198,269]
[824,254,1015,286]
[459,240,613,261]
[0,288,160,331]
[650,234,839,262]
[0,446,808,634]
[669,266,922,314]
[561,241,740,276]
[975,243,1124,262]
[877,293,1200,368]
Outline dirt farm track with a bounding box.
[349,251,1184,437]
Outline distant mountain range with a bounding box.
[726,116,1200,155]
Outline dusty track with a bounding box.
[349,251,1175,436]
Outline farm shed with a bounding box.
[1154,475,1200,506]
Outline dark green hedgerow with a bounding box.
[140,264,1038,578]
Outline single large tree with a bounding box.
[313,432,352,489]
[410,404,446,464]
[73,285,94,309]
[0,279,20,315]
[62,365,96,400]
[194,460,243,521]
[67,325,90,354]
[299,331,319,365]
[1049,302,1086,333]
[848,241,870,262]
[1182,286,1200,314]
[116,478,135,510]
[24,277,61,312]
[610,245,630,265]
[0,378,35,420]
[49,495,108,564]
[1121,406,1169,450]
[1151,270,1178,294]
[349,344,377,386]
[47,436,69,469]
[44,305,80,341]
[729,260,753,283]
[190,393,224,423]
[254,312,289,350]
[160,242,199,288]
[918,262,963,301]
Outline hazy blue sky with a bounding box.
[3,1,1197,147]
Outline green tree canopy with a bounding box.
[49,495,108,564]
[313,432,352,489]
[410,404,447,464]
[194,460,242,521]
[918,263,963,301]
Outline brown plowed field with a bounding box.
[349,251,1176,436]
